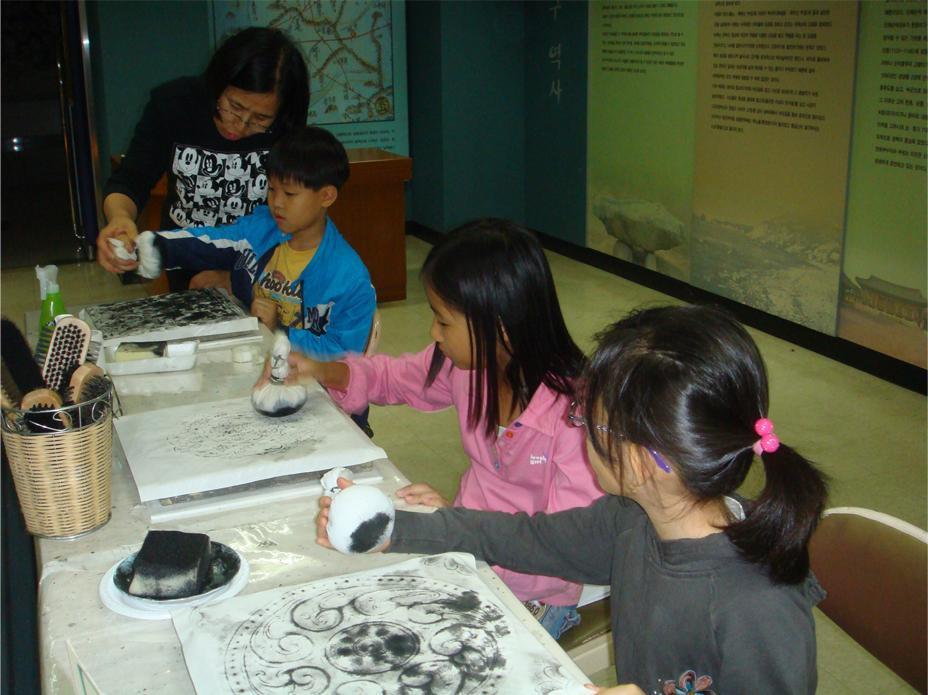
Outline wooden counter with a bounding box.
[329,148,413,302]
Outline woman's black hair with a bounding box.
[265,126,349,190]
[421,219,585,437]
[582,304,828,584]
[205,27,309,136]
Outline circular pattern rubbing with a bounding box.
[326,622,419,673]
[224,574,509,695]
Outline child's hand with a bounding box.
[251,297,278,330]
[97,217,139,274]
[584,685,645,695]
[286,352,320,384]
[316,492,336,549]
[189,270,232,293]
[396,483,451,508]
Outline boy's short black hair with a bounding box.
[265,126,350,191]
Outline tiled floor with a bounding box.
[1,235,924,692]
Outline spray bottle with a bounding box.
[37,265,66,326]
[35,265,66,364]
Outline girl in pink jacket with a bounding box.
[285,218,604,638]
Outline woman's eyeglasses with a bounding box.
[216,99,274,134]
[567,400,672,473]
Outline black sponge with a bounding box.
[128,530,211,599]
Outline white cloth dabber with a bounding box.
[108,231,162,279]
[251,332,308,417]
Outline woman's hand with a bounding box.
[395,483,451,508]
[251,297,278,330]
[584,684,645,695]
[96,215,140,274]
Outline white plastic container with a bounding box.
[102,340,198,376]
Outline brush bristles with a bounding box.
[20,388,71,432]
[42,319,91,393]
[67,363,107,404]
[77,375,109,403]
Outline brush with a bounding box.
[65,362,109,427]
[41,317,91,394]
[68,363,107,403]
[2,319,45,396]
[86,329,103,365]
[20,388,71,432]
[1,385,14,410]
[0,385,26,433]
[34,320,55,369]
[35,314,91,369]
[1,361,23,406]
[2,318,50,432]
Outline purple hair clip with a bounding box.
[752,417,780,456]
[649,449,673,473]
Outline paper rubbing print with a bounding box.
[173,553,588,695]
[114,390,386,502]
[81,288,257,347]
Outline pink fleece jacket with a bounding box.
[327,344,604,605]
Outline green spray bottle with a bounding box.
[35,265,66,364]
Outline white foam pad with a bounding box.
[135,231,162,279]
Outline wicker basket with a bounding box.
[1,383,114,539]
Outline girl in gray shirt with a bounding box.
[317,304,828,694]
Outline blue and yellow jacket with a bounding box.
[155,207,375,359]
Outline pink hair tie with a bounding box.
[753,417,780,456]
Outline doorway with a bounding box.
[1,1,95,269]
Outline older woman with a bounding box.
[97,27,309,290]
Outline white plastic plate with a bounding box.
[98,541,249,620]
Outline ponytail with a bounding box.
[725,444,829,584]
[584,304,830,584]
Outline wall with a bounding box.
[406,1,527,231]
[582,0,926,366]
[524,2,588,246]
[86,0,212,181]
[406,1,445,230]
[405,1,589,241]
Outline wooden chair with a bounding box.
[809,507,928,693]
[559,596,613,676]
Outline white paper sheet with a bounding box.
[173,553,589,695]
[114,387,386,501]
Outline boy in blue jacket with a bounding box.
[106,126,375,359]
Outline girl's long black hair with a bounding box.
[421,219,585,437]
[583,304,828,584]
[205,27,309,136]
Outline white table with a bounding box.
[33,326,588,693]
